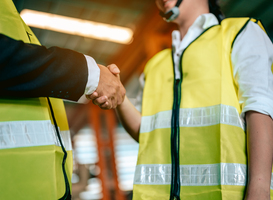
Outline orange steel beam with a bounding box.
[88,103,126,200]
[88,104,111,200]
[105,108,126,200]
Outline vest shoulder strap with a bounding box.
[0,0,40,44]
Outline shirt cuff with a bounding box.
[240,97,273,120]
[83,55,100,95]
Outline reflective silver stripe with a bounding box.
[134,164,273,189]
[60,130,72,151]
[134,163,248,186]
[0,120,72,151]
[140,104,244,133]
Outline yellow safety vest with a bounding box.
[133,18,272,200]
[0,0,72,199]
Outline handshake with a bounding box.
[86,64,126,109]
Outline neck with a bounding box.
[177,17,197,39]
[174,0,209,39]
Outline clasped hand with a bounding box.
[86,64,125,109]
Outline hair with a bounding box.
[208,0,225,22]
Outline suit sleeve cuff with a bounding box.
[83,55,100,95]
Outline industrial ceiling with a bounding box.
[12,0,273,86]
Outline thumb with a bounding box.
[107,64,120,75]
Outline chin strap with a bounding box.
[160,0,183,22]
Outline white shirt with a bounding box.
[84,55,100,95]
[136,13,273,119]
[76,55,100,103]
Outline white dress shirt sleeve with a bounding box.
[77,55,100,103]
[231,21,273,119]
[83,55,100,95]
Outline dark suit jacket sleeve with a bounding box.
[0,33,89,101]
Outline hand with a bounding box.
[87,64,125,109]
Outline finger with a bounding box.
[107,64,120,75]
[92,96,108,105]
[101,101,113,110]
[92,99,99,106]
[88,92,99,100]
[96,96,108,104]
[115,84,125,106]
[100,102,110,109]
[109,96,118,109]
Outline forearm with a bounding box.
[245,111,273,200]
[115,96,141,142]
[0,33,88,101]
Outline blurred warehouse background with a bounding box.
[12,0,273,199]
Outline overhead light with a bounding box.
[20,9,133,44]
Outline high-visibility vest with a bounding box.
[133,18,273,199]
[0,0,72,199]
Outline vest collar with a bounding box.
[172,13,219,54]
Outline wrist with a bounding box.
[116,95,127,110]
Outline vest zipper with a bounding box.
[170,50,183,200]
[47,98,71,200]
[169,25,218,199]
